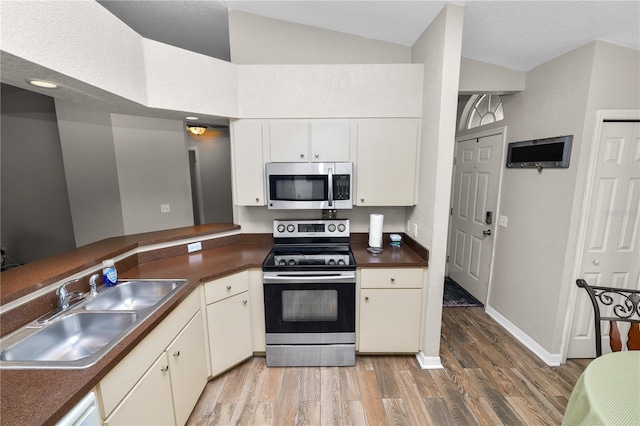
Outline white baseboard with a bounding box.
[485,306,562,366]
[415,351,444,369]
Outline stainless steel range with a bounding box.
[262,219,356,367]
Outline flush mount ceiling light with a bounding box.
[185,116,199,121]
[187,124,207,136]
[27,79,59,89]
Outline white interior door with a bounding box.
[447,132,503,303]
[567,121,640,358]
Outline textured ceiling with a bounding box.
[97,0,640,72]
[3,1,638,124]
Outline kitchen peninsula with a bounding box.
[0,224,427,425]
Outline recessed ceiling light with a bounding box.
[27,79,59,89]
[185,116,199,120]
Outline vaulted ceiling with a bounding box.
[97,1,640,72]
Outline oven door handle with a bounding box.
[328,167,333,207]
[263,273,355,284]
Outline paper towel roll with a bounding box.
[368,214,384,248]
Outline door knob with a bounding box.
[483,229,492,236]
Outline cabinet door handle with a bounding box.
[161,365,169,373]
[300,153,305,158]
[364,296,369,301]
[243,299,248,304]
[315,153,319,158]
[361,198,365,202]
[173,351,180,357]
[255,197,260,203]
[226,285,231,290]
[390,278,395,283]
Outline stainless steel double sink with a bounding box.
[0,279,188,369]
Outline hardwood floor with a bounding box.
[187,307,591,425]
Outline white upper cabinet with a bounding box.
[269,121,310,162]
[232,118,420,207]
[355,119,420,206]
[269,120,351,163]
[231,120,265,206]
[310,121,350,162]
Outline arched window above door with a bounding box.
[463,94,504,130]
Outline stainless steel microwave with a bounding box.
[266,162,353,210]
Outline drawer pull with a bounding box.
[173,351,180,357]
[365,296,369,301]
[390,278,395,283]
[243,299,248,305]
[161,365,169,373]
[226,285,231,290]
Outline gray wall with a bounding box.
[1,84,76,264]
[457,41,640,356]
[55,100,125,247]
[111,114,194,234]
[229,10,411,65]
[187,129,233,224]
[409,4,464,361]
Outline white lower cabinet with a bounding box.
[166,312,208,425]
[104,352,174,426]
[205,272,253,377]
[99,289,207,426]
[248,269,266,352]
[358,268,425,353]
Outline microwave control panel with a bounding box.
[333,175,351,200]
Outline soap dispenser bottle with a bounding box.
[102,259,118,287]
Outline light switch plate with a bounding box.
[187,242,202,253]
[498,215,508,228]
[160,204,171,213]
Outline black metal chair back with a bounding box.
[576,279,640,357]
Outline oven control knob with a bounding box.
[287,224,295,233]
[328,259,336,265]
[338,259,346,265]
[279,259,287,266]
[277,224,285,233]
[288,259,296,265]
[337,224,346,232]
[328,224,336,232]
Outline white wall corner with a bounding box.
[485,306,562,366]
[415,351,444,369]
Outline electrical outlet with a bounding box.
[161,204,171,213]
[412,223,418,237]
[498,215,508,228]
[187,241,202,253]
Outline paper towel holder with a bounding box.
[367,246,383,254]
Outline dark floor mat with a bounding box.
[443,277,483,307]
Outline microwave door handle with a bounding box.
[328,167,333,207]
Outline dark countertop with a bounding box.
[0,223,240,306]
[0,228,427,426]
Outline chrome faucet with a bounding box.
[89,273,100,297]
[56,279,84,310]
